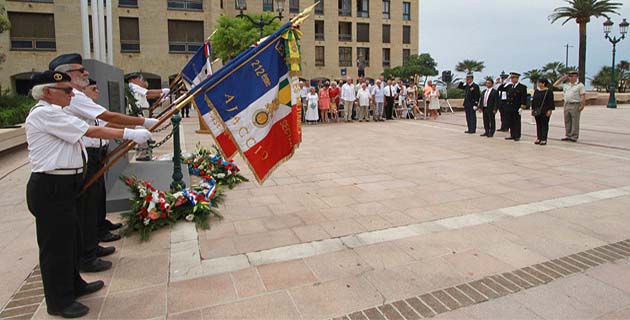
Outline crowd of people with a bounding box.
[24,53,170,318]
[299,75,442,124]
[300,69,587,146]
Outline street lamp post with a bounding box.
[603,18,628,109]
[235,0,285,39]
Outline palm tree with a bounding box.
[455,60,485,75]
[523,69,544,86]
[541,61,568,84]
[549,0,622,84]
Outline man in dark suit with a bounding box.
[479,79,500,137]
[457,73,481,134]
[498,72,527,141]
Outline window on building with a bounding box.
[263,0,274,11]
[382,24,390,43]
[315,20,324,41]
[403,2,411,20]
[315,46,325,66]
[357,0,369,17]
[11,0,53,3]
[167,0,203,10]
[403,25,411,44]
[356,23,369,42]
[338,22,352,41]
[403,49,410,64]
[8,12,56,51]
[382,0,390,19]
[338,0,351,16]
[339,47,352,67]
[168,20,204,53]
[315,0,324,14]
[290,0,299,13]
[357,47,369,67]
[119,17,140,52]
[119,0,138,7]
[382,48,390,68]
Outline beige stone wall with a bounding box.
[0,0,418,91]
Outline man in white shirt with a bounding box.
[341,77,356,122]
[299,81,309,123]
[357,83,371,122]
[371,80,385,121]
[26,70,151,318]
[383,80,397,120]
[553,70,586,142]
[126,73,169,118]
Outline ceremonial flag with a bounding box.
[192,22,303,183]
[181,41,238,159]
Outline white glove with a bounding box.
[473,106,478,111]
[518,108,522,115]
[162,88,170,95]
[123,128,152,144]
[143,118,159,129]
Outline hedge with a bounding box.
[0,93,35,127]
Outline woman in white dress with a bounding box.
[428,83,440,120]
[305,87,319,124]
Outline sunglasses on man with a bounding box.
[66,67,87,74]
[48,87,74,94]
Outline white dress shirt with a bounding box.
[129,82,150,109]
[64,89,109,149]
[26,100,89,172]
[341,83,356,101]
[357,88,371,106]
[483,88,493,107]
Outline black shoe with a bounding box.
[80,259,112,273]
[77,280,105,298]
[480,133,487,137]
[505,137,514,140]
[48,302,89,318]
[99,232,121,243]
[487,135,493,138]
[514,138,520,141]
[96,246,116,258]
[561,137,571,141]
[108,221,123,231]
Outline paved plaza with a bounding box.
[2,104,630,319]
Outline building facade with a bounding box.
[1,0,418,93]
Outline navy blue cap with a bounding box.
[49,53,83,71]
[125,73,142,82]
[31,70,72,86]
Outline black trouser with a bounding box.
[385,96,394,119]
[483,109,496,136]
[535,114,551,141]
[80,148,107,265]
[464,106,476,133]
[498,101,508,130]
[504,106,521,139]
[182,104,190,118]
[27,173,87,312]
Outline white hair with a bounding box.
[30,84,55,100]
[331,81,337,86]
[54,64,74,73]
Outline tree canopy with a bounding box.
[381,53,438,80]
[455,60,485,75]
[0,4,10,65]
[211,14,282,63]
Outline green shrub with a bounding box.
[0,93,35,127]
[440,88,465,99]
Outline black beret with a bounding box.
[31,70,71,86]
[125,73,142,81]
[88,78,97,86]
[49,53,83,71]
[510,72,521,77]
[538,78,550,86]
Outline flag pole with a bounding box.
[149,74,183,115]
[85,93,198,191]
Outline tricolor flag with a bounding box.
[192,22,302,183]
[181,41,238,159]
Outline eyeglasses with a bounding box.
[66,67,87,73]
[48,87,74,94]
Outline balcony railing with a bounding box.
[357,10,369,18]
[169,41,202,53]
[338,8,351,16]
[315,33,324,41]
[121,40,140,52]
[338,34,351,41]
[10,37,56,51]
[167,0,202,11]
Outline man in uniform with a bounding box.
[496,72,509,131]
[126,73,169,161]
[457,73,481,134]
[26,70,152,318]
[553,70,586,142]
[49,53,159,272]
[499,72,527,141]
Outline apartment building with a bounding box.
[1,0,418,94]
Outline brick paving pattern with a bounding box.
[0,267,42,319]
[334,240,630,319]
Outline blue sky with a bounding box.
[419,0,630,87]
